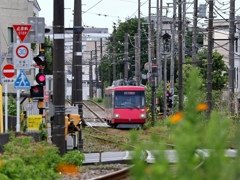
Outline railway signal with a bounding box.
[30,44,46,98]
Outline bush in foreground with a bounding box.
[0,135,85,179]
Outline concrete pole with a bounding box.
[228,0,235,115]
[170,0,176,112]
[192,0,198,65]
[157,0,163,84]
[137,0,141,85]
[236,16,240,112]
[124,33,129,80]
[52,0,66,155]
[178,0,183,111]
[182,0,186,63]
[207,0,214,116]
[89,51,93,98]
[148,0,152,76]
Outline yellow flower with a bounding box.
[196,103,208,111]
[169,112,183,124]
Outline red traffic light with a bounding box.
[30,85,44,98]
[36,73,46,85]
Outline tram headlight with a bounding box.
[114,114,120,118]
[140,113,146,119]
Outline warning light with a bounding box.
[36,73,46,85]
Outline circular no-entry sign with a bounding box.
[2,64,15,78]
[16,45,29,59]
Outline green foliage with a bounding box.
[3,95,17,116]
[99,17,148,85]
[60,150,85,166]
[44,36,53,75]
[0,135,85,179]
[130,68,240,179]
[197,50,228,90]
[93,97,103,103]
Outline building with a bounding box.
[0,0,41,93]
[63,27,109,99]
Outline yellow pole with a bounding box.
[0,84,3,133]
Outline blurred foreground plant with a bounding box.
[130,68,240,180]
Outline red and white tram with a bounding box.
[104,80,146,128]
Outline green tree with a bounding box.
[99,17,149,85]
[197,49,228,90]
[185,28,204,57]
[44,36,53,75]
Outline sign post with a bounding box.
[2,64,15,132]
[13,24,32,132]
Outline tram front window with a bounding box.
[114,91,145,108]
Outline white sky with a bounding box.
[38,0,240,33]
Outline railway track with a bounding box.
[82,100,109,127]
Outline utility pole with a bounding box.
[135,33,140,84]
[89,51,93,99]
[157,0,163,84]
[192,0,198,65]
[72,0,84,150]
[124,33,129,81]
[52,0,66,155]
[182,0,186,63]
[170,0,176,113]
[178,0,183,111]
[100,38,104,98]
[207,0,214,115]
[113,25,116,81]
[229,0,235,115]
[148,0,152,75]
[136,0,141,85]
[95,41,99,90]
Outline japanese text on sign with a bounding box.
[28,115,42,131]
[15,26,31,35]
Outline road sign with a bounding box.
[13,43,31,69]
[25,17,45,43]
[14,70,30,89]
[27,115,42,131]
[13,24,32,42]
[2,64,15,78]
[2,78,15,84]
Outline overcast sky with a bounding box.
[38,0,240,33]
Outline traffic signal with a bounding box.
[35,69,46,85]
[33,55,45,67]
[33,45,46,86]
[30,85,44,98]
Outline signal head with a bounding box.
[36,72,46,85]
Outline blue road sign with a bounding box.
[14,70,30,89]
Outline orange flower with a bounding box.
[144,167,153,174]
[196,103,208,111]
[169,112,183,124]
[56,163,80,176]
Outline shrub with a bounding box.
[0,135,85,179]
